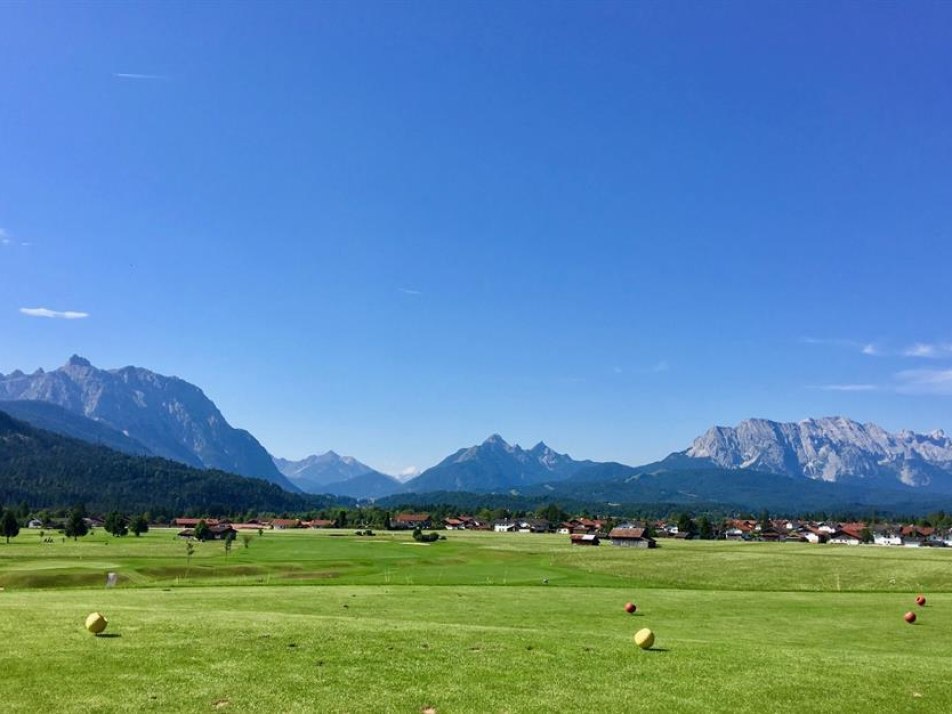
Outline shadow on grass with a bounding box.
[95,633,122,638]
[645,647,669,652]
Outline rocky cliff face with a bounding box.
[684,416,952,489]
[0,356,297,491]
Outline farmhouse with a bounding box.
[609,527,656,548]
[270,519,302,529]
[305,519,335,529]
[828,527,863,545]
[178,524,238,540]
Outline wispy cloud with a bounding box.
[895,369,952,396]
[396,466,420,481]
[1,228,32,247]
[398,287,422,296]
[902,342,952,359]
[20,307,89,320]
[113,72,168,80]
[801,336,880,356]
[813,383,879,392]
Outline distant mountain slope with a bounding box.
[0,356,297,492]
[0,410,329,513]
[274,451,402,499]
[403,434,594,493]
[0,399,152,456]
[681,416,952,492]
[323,471,403,500]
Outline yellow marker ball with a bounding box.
[85,612,108,634]
[634,627,654,649]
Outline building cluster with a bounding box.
[721,519,951,547]
[165,514,951,548]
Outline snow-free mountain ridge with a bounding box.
[681,416,952,491]
[0,356,297,491]
[273,451,401,497]
[402,434,593,493]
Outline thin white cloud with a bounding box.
[1,228,32,247]
[651,360,670,373]
[802,336,880,356]
[20,307,89,320]
[813,383,879,392]
[396,466,420,482]
[902,342,952,359]
[398,287,422,296]
[895,369,952,396]
[113,72,168,80]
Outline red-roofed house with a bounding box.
[392,513,432,529]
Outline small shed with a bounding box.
[608,527,656,549]
[570,534,600,546]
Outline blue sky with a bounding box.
[2,1,951,476]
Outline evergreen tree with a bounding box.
[193,519,211,541]
[104,511,128,537]
[131,514,150,537]
[1,509,20,543]
[64,507,89,541]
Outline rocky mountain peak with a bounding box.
[0,356,295,491]
[683,416,952,489]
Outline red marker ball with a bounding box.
[624,602,637,614]
[916,595,926,606]
[904,611,917,624]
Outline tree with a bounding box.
[104,511,128,537]
[861,526,873,544]
[697,515,714,540]
[537,503,568,526]
[193,519,211,541]
[224,530,235,557]
[64,508,89,541]
[1,509,20,543]
[131,514,150,537]
[676,512,696,537]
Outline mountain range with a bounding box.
[0,409,328,513]
[4,356,952,511]
[0,356,297,492]
[402,434,592,493]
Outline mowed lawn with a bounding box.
[1,530,951,713]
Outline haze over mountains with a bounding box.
[273,452,401,499]
[3,357,952,511]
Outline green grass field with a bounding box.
[2,529,950,712]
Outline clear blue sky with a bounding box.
[2,1,951,476]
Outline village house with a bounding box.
[392,513,432,530]
[177,523,238,540]
[873,528,902,546]
[305,519,335,529]
[828,527,863,545]
[270,518,302,529]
